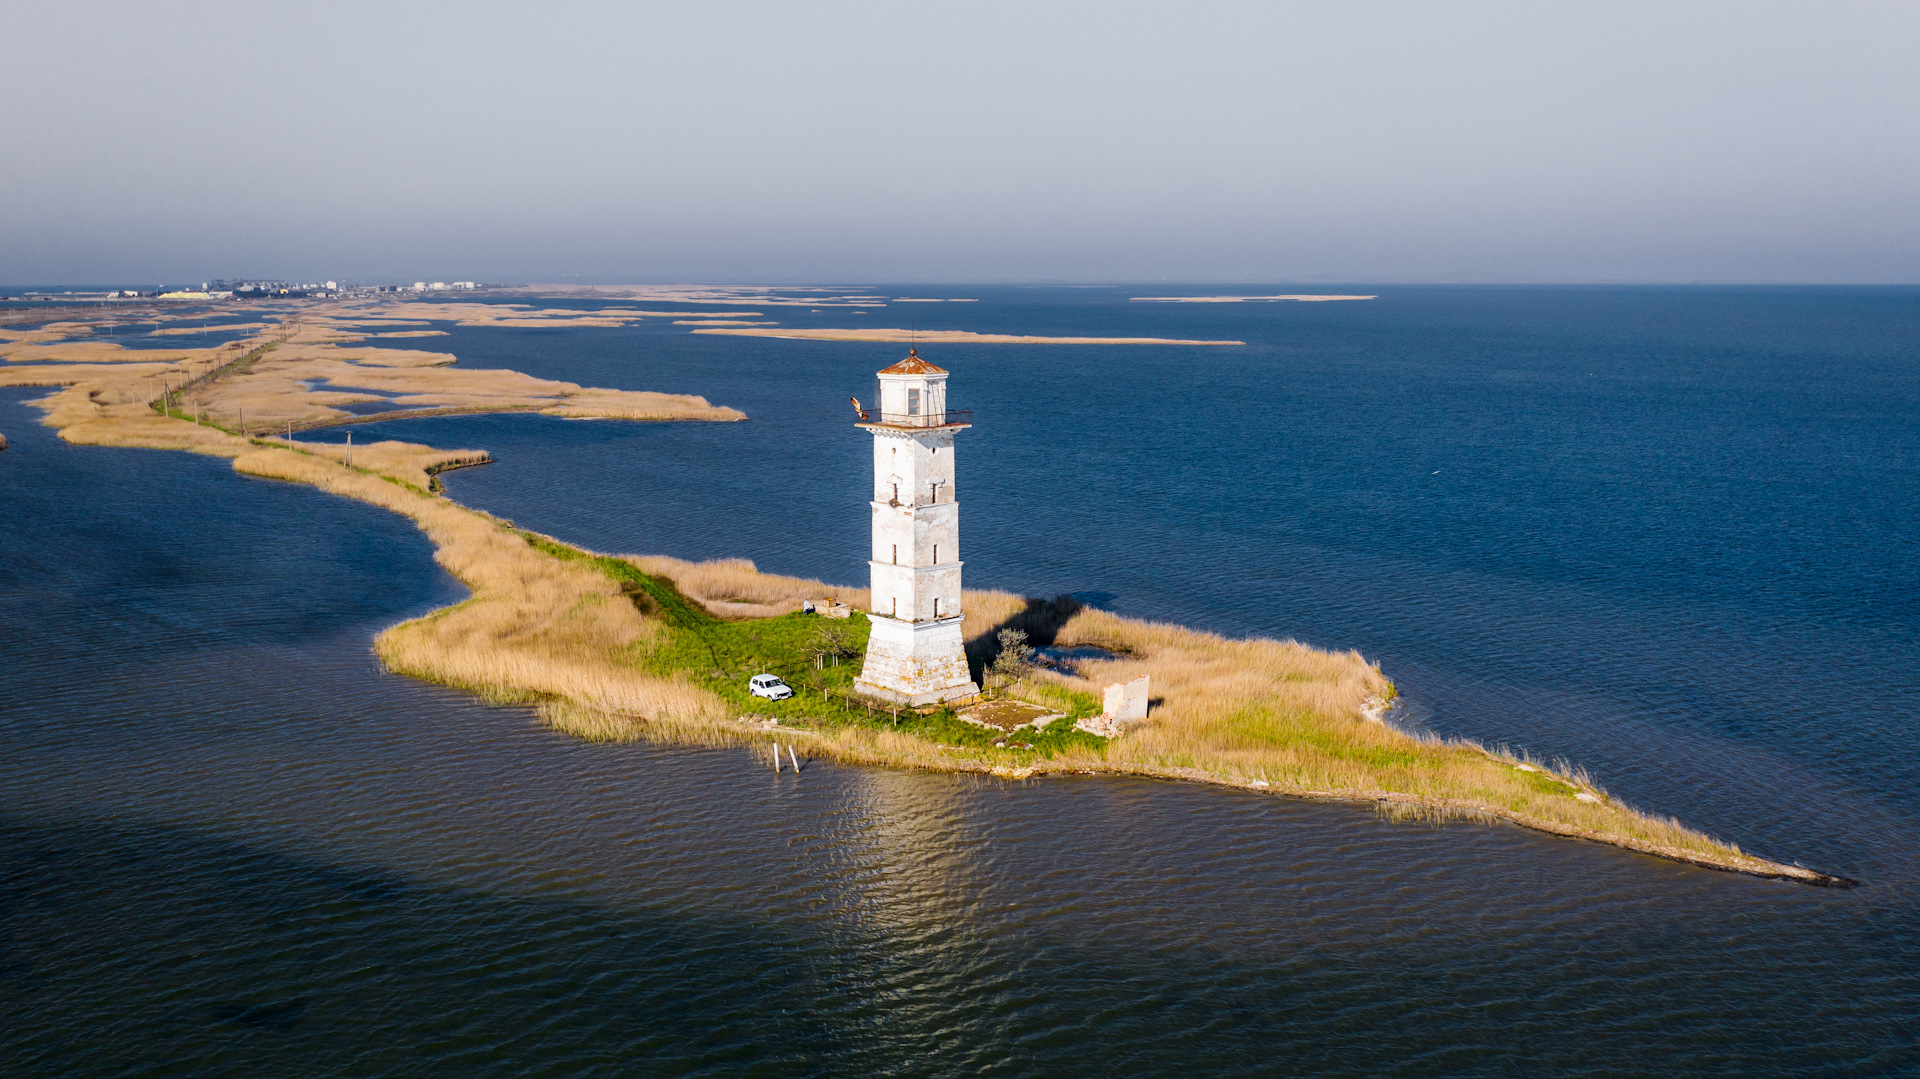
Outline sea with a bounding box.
[2,286,1916,1075]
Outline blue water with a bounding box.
[4,286,1919,1074]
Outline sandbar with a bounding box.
[692,327,1245,346]
[1130,294,1377,302]
[0,298,1847,887]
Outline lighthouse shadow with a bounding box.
[965,594,1084,684]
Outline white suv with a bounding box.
[748,674,794,701]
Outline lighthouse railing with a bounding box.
[857,409,972,429]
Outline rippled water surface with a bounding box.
[3,287,1918,1075]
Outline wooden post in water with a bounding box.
[346,431,352,468]
[789,745,801,773]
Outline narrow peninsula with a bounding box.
[0,297,1850,886]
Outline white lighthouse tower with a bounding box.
[853,349,981,706]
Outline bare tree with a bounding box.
[814,622,855,664]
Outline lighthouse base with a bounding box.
[855,613,979,706]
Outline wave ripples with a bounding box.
[4,287,1918,1075]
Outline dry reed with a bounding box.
[6,300,1838,884]
[233,446,728,723]
[4,320,744,434]
[623,554,862,618]
[690,327,1245,346]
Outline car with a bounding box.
[748,674,794,701]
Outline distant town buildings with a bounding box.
[7,279,494,305]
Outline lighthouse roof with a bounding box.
[877,348,946,376]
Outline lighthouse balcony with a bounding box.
[856,409,972,430]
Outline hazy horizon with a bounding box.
[7,1,1917,286]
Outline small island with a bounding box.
[0,300,1850,886]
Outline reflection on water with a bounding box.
[4,284,1920,1076]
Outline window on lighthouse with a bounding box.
[907,388,921,416]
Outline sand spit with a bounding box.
[151,321,272,336]
[692,327,1246,346]
[1,300,1848,887]
[543,561,1848,887]
[325,302,655,329]
[0,317,743,436]
[525,284,886,308]
[1131,294,1378,303]
[295,301,769,330]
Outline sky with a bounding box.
[4,1,1917,285]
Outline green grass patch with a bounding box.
[1013,717,1108,757]
[516,530,1118,761]
[1006,677,1102,721]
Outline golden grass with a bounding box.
[691,327,1246,345]
[289,437,491,492]
[6,308,745,729]
[0,323,99,345]
[231,446,726,721]
[152,321,271,336]
[975,606,1804,877]
[1,354,255,454]
[0,340,195,364]
[960,589,1028,642]
[303,301,657,330]
[624,554,861,618]
[6,297,1839,884]
[542,388,745,422]
[604,564,1826,881]
[3,319,744,433]
[606,310,768,318]
[527,284,879,309]
[1129,294,1378,303]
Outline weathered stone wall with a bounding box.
[1103,676,1150,721]
[857,362,975,705]
[856,616,976,705]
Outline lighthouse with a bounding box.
[852,350,982,706]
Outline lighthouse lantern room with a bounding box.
[852,349,981,706]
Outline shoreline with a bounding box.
[0,310,1853,888]
[539,686,1854,887]
[689,327,1246,345]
